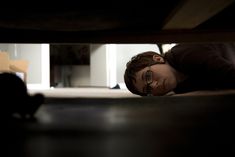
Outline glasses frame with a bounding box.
[145,67,153,96]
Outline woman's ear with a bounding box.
[152,55,164,63]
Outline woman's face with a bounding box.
[133,63,177,96]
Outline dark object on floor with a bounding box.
[0,72,44,119]
[111,83,120,89]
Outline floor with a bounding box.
[4,88,235,157]
[28,87,140,98]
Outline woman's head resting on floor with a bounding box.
[124,51,179,96]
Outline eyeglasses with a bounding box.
[144,69,153,96]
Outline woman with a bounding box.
[124,43,235,96]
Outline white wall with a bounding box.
[0,44,8,52]
[8,44,42,84]
[90,44,108,87]
[0,44,50,89]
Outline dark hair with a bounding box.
[124,51,164,96]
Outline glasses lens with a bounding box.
[145,69,153,96]
[145,70,152,84]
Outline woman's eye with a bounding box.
[145,71,152,82]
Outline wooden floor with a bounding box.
[4,88,235,157]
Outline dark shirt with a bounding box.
[165,43,235,94]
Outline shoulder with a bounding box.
[168,43,226,61]
[171,43,215,53]
[165,43,210,64]
[164,43,223,72]
[171,42,235,53]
